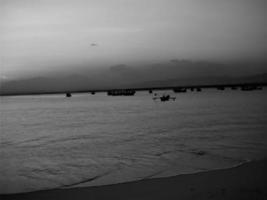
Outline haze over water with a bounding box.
[1,89,267,194]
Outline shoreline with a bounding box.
[1,159,266,200]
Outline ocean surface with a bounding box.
[0,89,267,194]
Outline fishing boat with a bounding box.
[66,93,72,97]
[173,87,187,93]
[153,94,176,102]
[107,89,136,96]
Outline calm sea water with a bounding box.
[0,89,267,194]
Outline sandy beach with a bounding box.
[1,159,266,200]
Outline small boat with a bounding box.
[153,94,176,102]
[173,87,187,93]
[107,89,136,96]
[66,93,72,97]
[217,86,225,90]
[241,86,261,91]
[231,86,238,90]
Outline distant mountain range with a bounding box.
[1,73,266,96]
[130,73,267,89]
[1,60,267,95]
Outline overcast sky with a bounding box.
[1,0,266,79]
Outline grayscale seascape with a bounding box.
[1,89,266,194]
[1,0,267,199]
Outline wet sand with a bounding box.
[1,159,267,200]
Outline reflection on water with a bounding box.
[0,89,267,193]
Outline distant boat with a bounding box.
[66,93,72,97]
[231,86,238,90]
[153,94,176,102]
[241,85,262,91]
[107,89,136,96]
[217,86,225,90]
[173,87,187,93]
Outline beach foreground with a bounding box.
[1,160,267,200]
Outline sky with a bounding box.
[0,0,266,80]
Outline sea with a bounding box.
[0,89,267,194]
